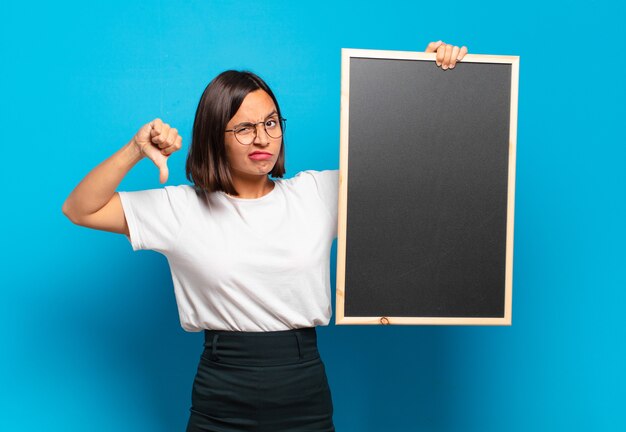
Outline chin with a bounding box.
[253,163,277,175]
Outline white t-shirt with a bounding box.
[118,169,339,332]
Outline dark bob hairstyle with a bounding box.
[185,70,286,196]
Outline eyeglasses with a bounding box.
[225,116,287,145]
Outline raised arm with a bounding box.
[62,118,182,234]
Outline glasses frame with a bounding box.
[225,117,287,145]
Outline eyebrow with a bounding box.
[232,110,278,128]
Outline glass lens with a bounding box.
[265,117,283,139]
[234,124,255,145]
[232,118,285,145]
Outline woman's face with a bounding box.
[224,89,282,180]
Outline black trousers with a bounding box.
[186,327,335,432]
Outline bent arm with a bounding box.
[62,140,143,235]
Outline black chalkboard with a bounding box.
[336,49,519,325]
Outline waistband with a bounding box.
[202,327,319,366]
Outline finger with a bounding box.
[156,159,169,184]
[425,40,443,53]
[162,135,183,156]
[442,44,453,69]
[153,123,171,148]
[159,165,169,184]
[457,46,468,61]
[163,135,183,156]
[436,45,445,66]
[161,129,181,155]
[448,46,461,69]
[167,127,179,146]
[150,118,163,137]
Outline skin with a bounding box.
[223,89,282,199]
[425,40,468,70]
[61,40,467,235]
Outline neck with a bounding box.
[229,173,274,199]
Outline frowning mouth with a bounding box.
[249,151,273,160]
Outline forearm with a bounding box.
[62,140,143,220]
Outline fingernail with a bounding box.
[449,64,455,69]
[436,62,441,67]
[442,64,448,70]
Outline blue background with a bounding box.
[2,0,624,431]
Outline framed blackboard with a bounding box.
[335,49,519,325]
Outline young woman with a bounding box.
[62,40,468,432]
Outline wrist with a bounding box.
[123,138,145,164]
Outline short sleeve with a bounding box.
[307,170,339,237]
[118,186,190,253]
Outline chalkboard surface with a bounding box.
[336,49,519,325]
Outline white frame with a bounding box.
[335,49,520,326]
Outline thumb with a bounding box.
[425,40,443,53]
[155,159,169,184]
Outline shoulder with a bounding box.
[279,170,339,188]
[161,184,205,200]
[167,184,203,199]
[163,184,197,194]
[275,170,339,210]
[119,184,200,209]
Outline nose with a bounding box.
[253,121,270,146]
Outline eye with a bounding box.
[265,118,278,129]
[235,124,254,135]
